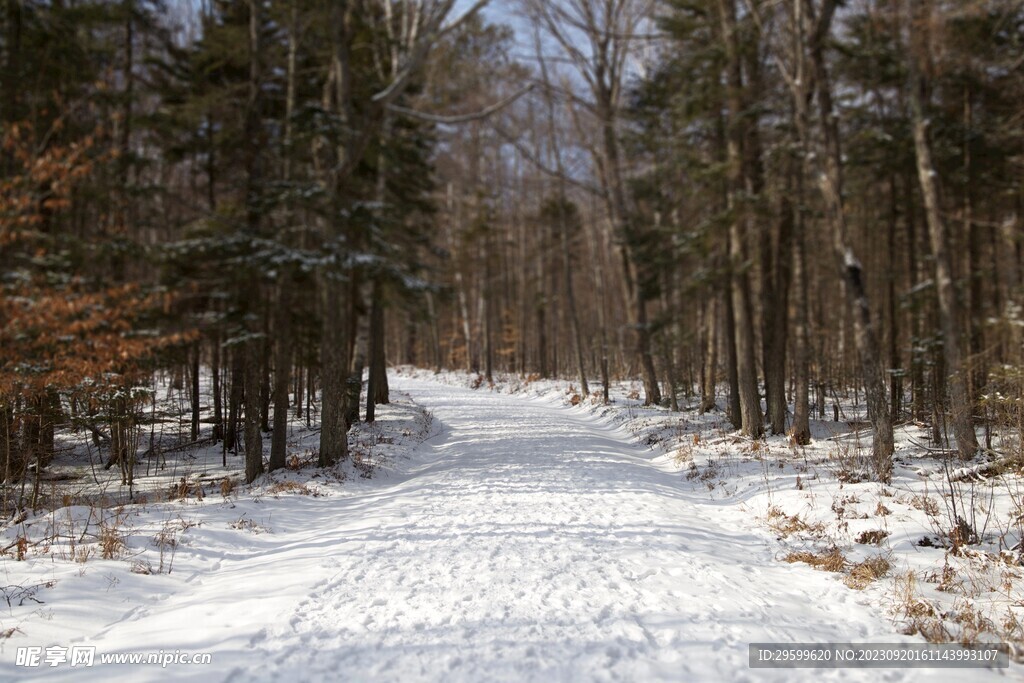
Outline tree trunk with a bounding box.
[242,0,264,484]
[728,244,763,437]
[271,2,298,471]
[319,277,348,467]
[0,404,12,485]
[480,236,494,384]
[426,291,442,372]
[764,197,793,435]
[190,341,200,441]
[909,60,978,459]
[269,278,291,471]
[456,268,475,373]
[243,334,263,483]
[718,0,763,438]
[562,214,589,395]
[260,321,271,433]
[595,85,659,405]
[366,280,389,422]
[536,41,589,396]
[887,176,902,424]
[791,195,812,445]
[724,284,742,427]
[700,298,718,413]
[808,1,893,477]
[295,348,304,419]
[635,298,661,406]
[211,331,223,441]
[345,283,368,427]
[536,293,548,378]
[115,0,134,253]
[226,349,243,452]
[1,0,22,127]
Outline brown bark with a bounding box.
[320,277,348,467]
[791,218,812,445]
[908,44,978,459]
[226,349,243,453]
[366,280,389,422]
[269,280,291,472]
[765,197,794,435]
[242,0,265,484]
[243,328,264,483]
[211,331,222,441]
[190,341,200,442]
[700,298,718,414]
[718,0,763,437]
[724,283,742,427]
[808,0,893,477]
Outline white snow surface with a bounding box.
[0,375,1011,682]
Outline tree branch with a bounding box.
[387,84,535,125]
[491,124,603,197]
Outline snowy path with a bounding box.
[250,378,989,682]
[8,376,1007,681]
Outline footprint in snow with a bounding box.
[248,627,268,648]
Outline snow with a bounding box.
[0,373,1016,681]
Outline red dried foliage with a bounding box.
[0,284,196,399]
[0,121,99,247]
[0,120,192,403]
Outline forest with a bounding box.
[1,0,1023,498]
[4,2,1024,676]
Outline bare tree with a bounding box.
[805,0,894,477]
[717,0,764,438]
[905,0,978,459]
[524,0,661,405]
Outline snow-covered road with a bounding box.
[253,377,992,682]
[6,376,1007,681]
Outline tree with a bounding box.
[524,0,662,405]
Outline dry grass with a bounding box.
[266,481,318,497]
[767,506,825,538]
[784,548,847,572]
[910,495,940,516]
[169,477,204,501]
[673,443,694,466]
[131,559,153,575]
[948,516,978,553]
[230,516,267,534]
[98,525,125,560]
[686,460,722,488]
[893,571,945,640]
[74,546,92,564]
[856,529,890,546]
[845,556,891,589]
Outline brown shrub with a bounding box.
[784,548,847,572]
[856,529,890,546]
[845,556,891,589]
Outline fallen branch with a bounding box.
[705,434,753,446]
[824,428,874,442]
[140,437,216,458]
[905,436,959,456]
[948,451,1019,483]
